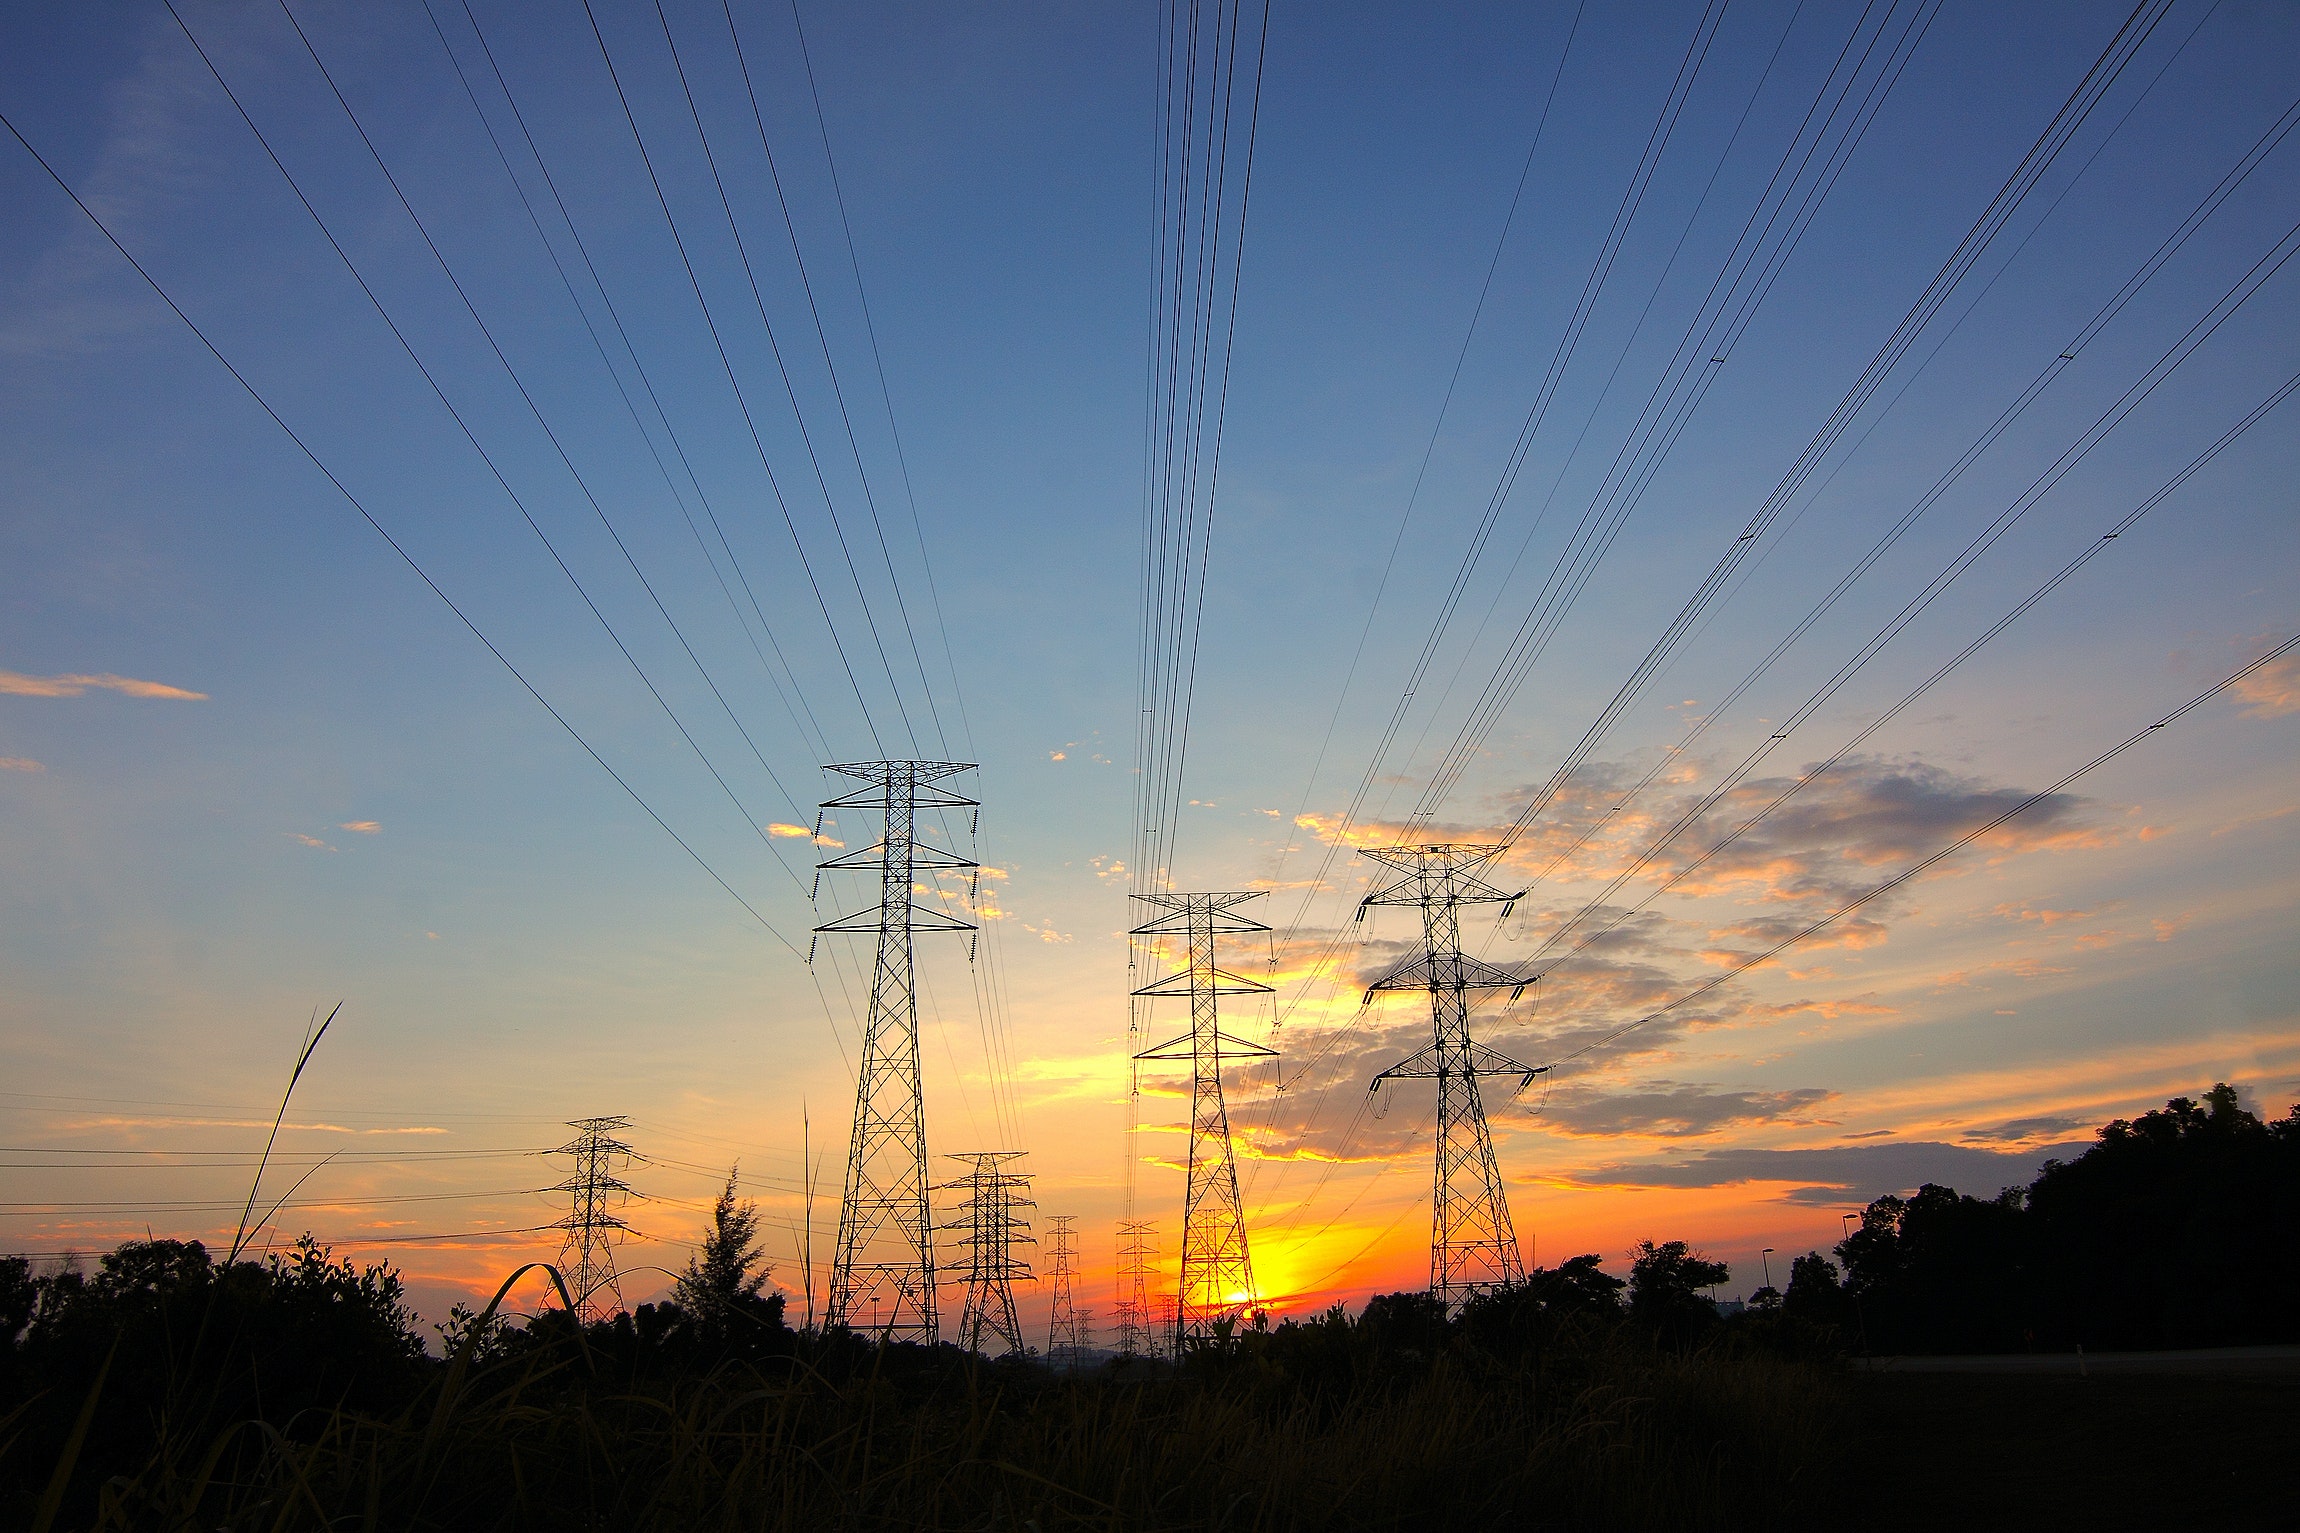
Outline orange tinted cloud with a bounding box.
[0,669,208,700]
[2230,648,2300,718]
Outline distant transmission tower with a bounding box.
[938,1151,1035,1356]
[1113,1220,1158,1358]
[1045,1215,1092,1367]
[1131,892,1277,1349]
[552,1115,636,1324]
[1361,845,1545,1308]
[815,761,979,1343]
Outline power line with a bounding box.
[634,0,926,757]
[0,104,805,961]
[1525,356,2300,986]
[1543,632,2300,1070]
[430,0,836,773]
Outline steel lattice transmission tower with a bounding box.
[1045,1215,1092,1367]
[938,1151,1035,1355]
[1131,892,1277,1350]
[1361,845,1546,1308]
[552,1116,637,1325]
[815,760,979,1342]
[1113,1220,1158,1358]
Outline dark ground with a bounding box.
[1838,1366,2298,1529]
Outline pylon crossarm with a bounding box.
[817,842,979,871]
[823,759,976,785]
[1129,891,1269,934]
[1131,965,1273,998]
[1134,1027,1278,1061]
[1372,1040,1542,1085]
[1361,952,1527,1000]
[815,904,977,934]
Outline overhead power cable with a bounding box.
[1256,0,1908,1081]
[572,0,890,756]
[1458,0,2178,853]
[1530,354,2300,984]
[626,0,926,758]
[1543,632,2300,1069]
[1513,196,2300,974]
[788,0,976,758]
[717,0,952,761]
[180,1,818,908]
[1251,0,2175,1222]
[1510,75,2300,929]
[431,0,835,771]
[0,105,805,962]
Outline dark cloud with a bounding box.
[1559,1140,2090,1203]
[1960,1115,2096,1143]
[1532,1080,1836,1139]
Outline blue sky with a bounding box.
[3,0,2296,1327]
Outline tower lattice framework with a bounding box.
[1131,891,1277,1350]
[552,1115,637,1325]
[1113,1219,1158,1358]
[1361,844,1545,1308]
[937,1151,1035,1356]
[816,760,979,1342]
[1045,1214,1092,1366]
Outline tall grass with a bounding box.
[35,1304,1842,1531]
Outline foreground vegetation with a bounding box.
[2,1085,2290,1530]
[0,1238,1840,1531]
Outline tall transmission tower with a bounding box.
[1131,892,1278,1350]
[1045,1214,1092,1367]
[552,1115,637,1325]
[1113,1219,1158,1358]
[1361,844,1545,1308]
[938,1151,1035,1356]
[815,760,980,1343]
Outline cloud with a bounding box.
[1959,1114,2094,1143]
[287,833,337,852]
[0,757,43,773]
[1533,1080,1837,1139]
[766,822,814,839]
[1558,1140,2090,1201]
[2230,648,2300,718]
[1049,750,1068,761]
[0,670,207,700]
[338,821,381,835]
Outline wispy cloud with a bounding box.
[287,833,337,852]
[1534,1080,1837,1139]
[338,820,381,835]
[0,757,43,772]
[0,670,207,700]
[1555,1139,2088,1200]
[2230,647,2300,718]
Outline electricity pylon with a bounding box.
[1113,1220,1158,1358]
[816,760,979,1342]
[1131,891,1277,1349]
[1045,1214,1092,1367]
[552,1115,636,1324]
[1361,844,1546,1308]
[938,1151,1035,1356]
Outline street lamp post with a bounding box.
[1760,1247,1774,1290]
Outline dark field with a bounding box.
[1841,1367,2298,1531]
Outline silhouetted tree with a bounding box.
[1356,1290,1451,1357]
[2024,1084,2300,1348]
[1781,1252,1844,1327]
[674,1165,786,1347]
[1532,1254,1627,1316]
[1628,1240,1730,1345]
